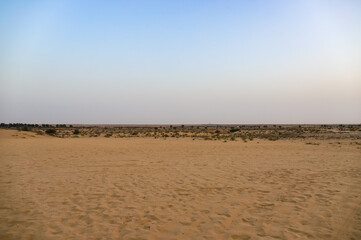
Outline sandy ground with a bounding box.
[0,129,360,240]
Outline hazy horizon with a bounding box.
[1,0,360,124]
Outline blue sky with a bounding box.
[1,0,360,124]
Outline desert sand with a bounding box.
[0,129,360,239]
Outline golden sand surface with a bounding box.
[0,129,360,239]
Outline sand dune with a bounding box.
[0,129,360,239]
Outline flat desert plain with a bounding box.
[0,129,360,240]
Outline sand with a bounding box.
[0,129,360,239]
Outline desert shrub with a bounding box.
[203,136,212,140]
[267,136,279,141]
[21,126,29,131]
[230,128,239,133]
[35,130,44,135]
[45,129,56,135]
[73,129,80,135]
[104,133,112,138]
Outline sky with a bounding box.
[0,0,360,124]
